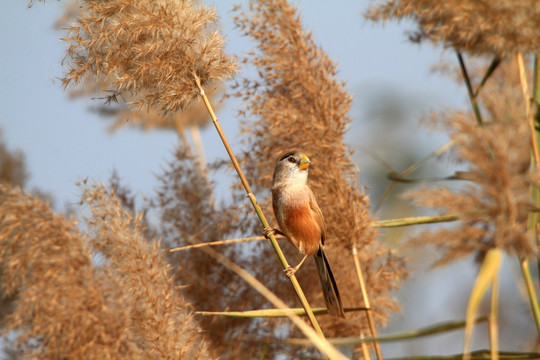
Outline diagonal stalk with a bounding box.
[288,316,488,347]
[472,56,501,98]
[182,233,347,359]
[375,139,457,212]
[456,52,483,126]
[192,73,324,337]
[463,249,502,360]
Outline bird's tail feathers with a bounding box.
[314,246,345,318]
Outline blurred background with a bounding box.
[0,1,535,358]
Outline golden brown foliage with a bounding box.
[152,2,408,356]
[0,184,213,359]
[232,0,406,339]
[366,0,540,56]
[0,131,27,187]
[156,146,274,359]
[61,0,236,113]
[406,59,540,265]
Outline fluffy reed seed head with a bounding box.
[81,183,214,359]
[0,185,140,359]
[0,131,27,187]
[366,0,540,56]
[0,183,213,359]
[406,58,540,265]
[156,146,262,359]
[61,0,237,113]
[232,0,407,340]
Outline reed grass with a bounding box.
[368,2,540,360]
[6,0,540,359]
[192,72,325,336]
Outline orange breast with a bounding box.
[281,202,321,256]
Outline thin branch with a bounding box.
[472,56,501,98]
[170,235,284,252]
[196,306,368,318]
[372,214,459,228]
[375,139,457,212]
[488,275,499,360]
[182,234,347,359]
[287,316,488,347]
[456,51,483,126]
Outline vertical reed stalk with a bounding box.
[359,336,372,360]
[192,73,324,337]
[352,246,383,360]
[517,52,540,165]
[534,53,540,280]
[517,52,540,335]
[488,275,499,360]
[521,259,540,333]
[189,126,209,176]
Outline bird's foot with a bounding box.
[263,227,276,239]
[284,266,298,278]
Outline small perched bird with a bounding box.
[267,150,345,318]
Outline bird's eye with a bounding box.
[287,157,296,164]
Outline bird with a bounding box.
[266,150,345,318]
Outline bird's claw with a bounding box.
[284,266,297,278]
[263,227,276,239]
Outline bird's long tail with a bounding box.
[314,246,345,318]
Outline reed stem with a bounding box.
[489,274,499,360]
[456,52,483,126]
[352,246,383,360]
[520,259,540,333]
[192,73,324,337]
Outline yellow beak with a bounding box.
[298,154,311,170]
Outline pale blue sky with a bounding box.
[1,1,461,208]
[2,1,532,358]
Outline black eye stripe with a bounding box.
[279,151,300,162]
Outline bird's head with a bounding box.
[272,150,311,185]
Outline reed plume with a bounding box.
[0,130,27,188]
[0,184,213,359]
[406,58,539,265]
[61,0,236,113]
[156,146,268,359]
[365,0,540,56]
[231,0,407,339]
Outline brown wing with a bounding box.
[308,188,326,245]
